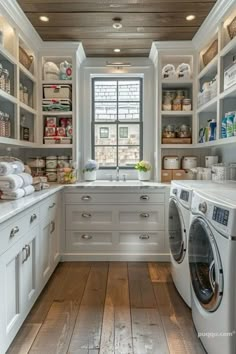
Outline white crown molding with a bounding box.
[0,0,42,51]
[149,41,194,65]
[192,0,236,50]
[77,43,86,64]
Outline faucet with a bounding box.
[116,166,120,181]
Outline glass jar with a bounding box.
[173,98,182,111]
[176,90,184,99]
[0,64,5,91]
[4,113,11,138]
[19,83,24,102]
[162,94,172,111]
[0,110,5,137]
[4,69,10,94]
[46,169,57,182]
[162,124,175,138]
[28,157,45,168]
[23,86,28,106]
[46,156,57,169]
[182,98,192,111]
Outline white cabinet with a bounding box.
[64,188,168,261]
[39,193,61,286]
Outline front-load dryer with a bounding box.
[189,190,236,354]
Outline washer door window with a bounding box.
[168,198,186,264]
[189,217,223,312]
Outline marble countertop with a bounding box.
[0,185,63,225]
[0,181,170,225]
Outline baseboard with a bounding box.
[61,253,170,262]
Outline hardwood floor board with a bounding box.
[6,324,41,354]
[29,301,78,354]
[153,282,205,354]
[131,308,170,354]
[26,262,70,324]
[128,262,156,308]
[100,262,133,354]
[148,262,172,283]
[68,263,109,353]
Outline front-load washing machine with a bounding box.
[189,189,236,354]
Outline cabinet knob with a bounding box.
[30,213,37,223]
[140,195,149,200]
[49,202,56,209]
[10,226,19,238]
[82,213,92,218]
[82,196,91,201]
[81,234,92,240]
[139,234,150,240]
[140,213,150,218]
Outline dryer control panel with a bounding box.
[213,206,229,226]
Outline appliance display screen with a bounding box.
[180,190,189,202]
[212,206,229,226]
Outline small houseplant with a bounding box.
[83,159,98,181]
[135,160,152,181]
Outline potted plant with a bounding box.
[135,160,152,181]
[83,159,98,181]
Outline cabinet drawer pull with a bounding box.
[81,195,91,201]
[49,202,56,209]
[25,244,30,260]
[140,213,150,218]
[81,234,92,240]
[30,213,37,223]
[82,213,92,218]
[139,234,150,240]
[22,246,28,263]
[140,195,149,200]
[50,221,55,234]
[10,226,19,238]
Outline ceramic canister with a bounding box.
[182,156,197,170]
[205,156,219,168]
[163,156,180,170]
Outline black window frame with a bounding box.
[91,77,143,169]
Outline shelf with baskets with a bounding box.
[41,55,74,147]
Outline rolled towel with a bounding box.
[0,162,15,176]
[23,185,35,196]
[0,174,24,191]
[12,161,24,174]
[1,188,25,199]
[18,173,33,187]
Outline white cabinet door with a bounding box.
[40,217,52,286]
[20,225,39,313]
[50,214,60,269]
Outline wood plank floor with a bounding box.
[7,262,205,354]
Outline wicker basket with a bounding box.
[202,40,218,66]
[19,46,33,70]
[227,16,236,40]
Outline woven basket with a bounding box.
[19,46,33,70]
[202,40,218,66]
[227,16,236,40]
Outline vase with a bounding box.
[84,170,96,181]
[138,170,151,181]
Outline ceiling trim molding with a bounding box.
[0,0,42,51]
[192,0,236,50]
[149,41,194,64]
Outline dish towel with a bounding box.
[0,174,24,191]
[18,173,33,187]
[0,161,25,176]
[1,185,35,200]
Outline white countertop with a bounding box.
[0,185,63,225]
[0,181,170,225]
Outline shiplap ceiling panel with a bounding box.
[17,0,217,57]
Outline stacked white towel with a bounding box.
[0,162,35,200]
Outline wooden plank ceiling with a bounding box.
[17,0,217,57]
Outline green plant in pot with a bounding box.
[135,160,152,181]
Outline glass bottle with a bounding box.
[4,113,11,138]
[20,115,29,141]
[0,111,5,136]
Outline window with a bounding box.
[100,127,109,138]
[92,78,143,168]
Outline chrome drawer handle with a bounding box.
[140,195,149,200]
[10,226,19,238]
[82,213,92,218]
[139,234,150,240]
[49,202,56,209]
[82,196,91,201]
[50,221,55,234]
[22,246,27,263]
[81,234,92,240]
[140,213,150,218]
[30,213,37,223]
[25,244,30,260]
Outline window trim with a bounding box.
[91,77,143,169]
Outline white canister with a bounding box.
[205,156,219,168]
[46,156,58,169]
[138,170,151,181]
[182,156,197,170]
[163,156,180,170]
[84,170,96,181]
[202,168,212,180]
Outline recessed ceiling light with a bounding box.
[112,17,122,29]
[39,16,49,22]
[114,48,121,53]
[186,15,196,21]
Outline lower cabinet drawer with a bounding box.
[66,205,114,230]
[66,231,113,252]
[40,193,59,223]
[118,231,165,252]
[118,205,164,231]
